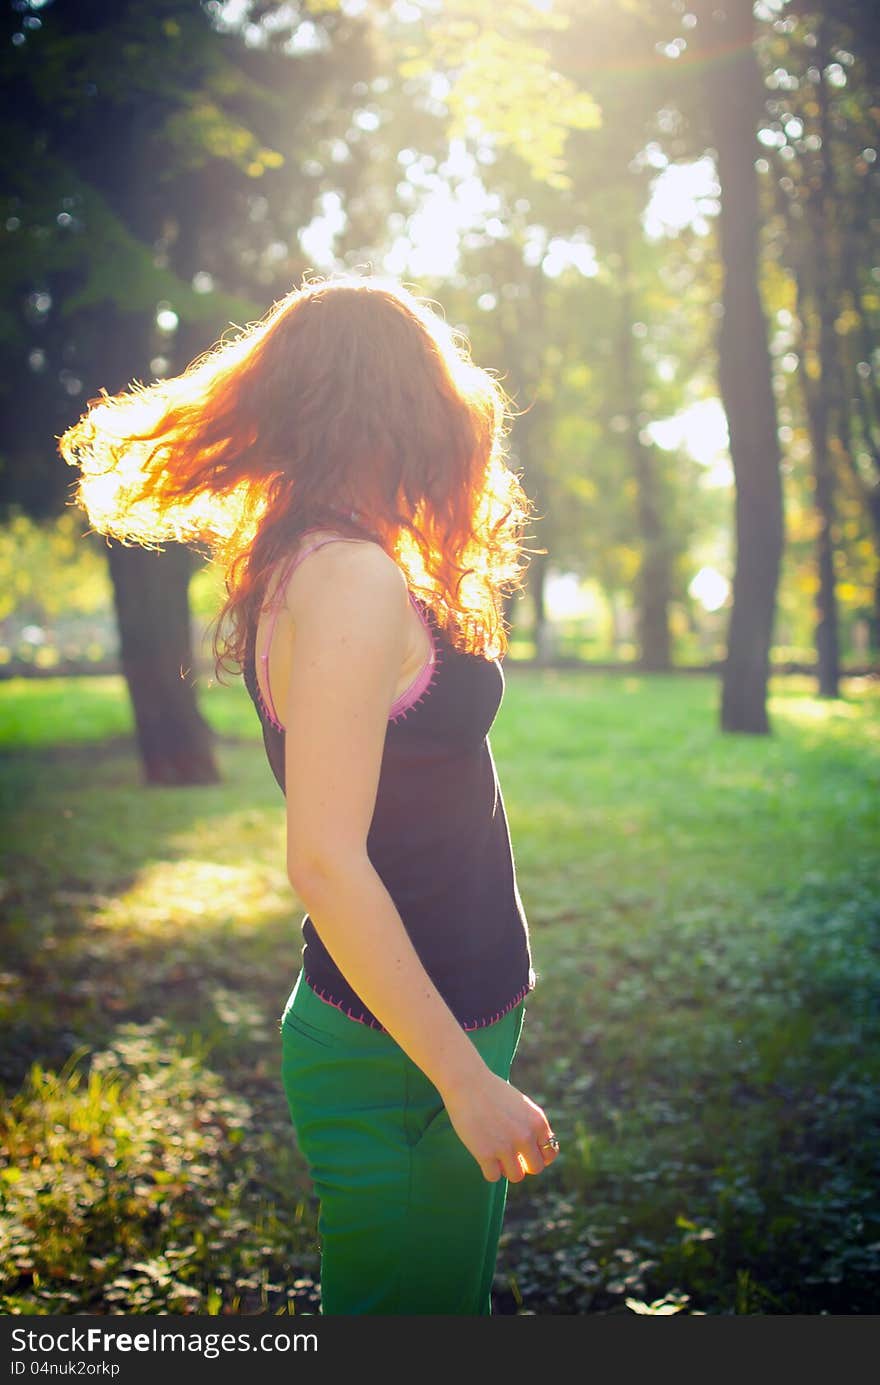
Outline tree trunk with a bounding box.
[635,476,672,673]
[76,304,220,786]
[798,256,843,698]
[694,0,785,734]
[808,22,842,697]
[107,540,220,785]
[842,270,880,655]
[531,549,556,663]
[617,247,672,671]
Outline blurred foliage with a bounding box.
[0,509,110,624]
[396,0,601,189]
[0,0,374,515]
[1,0,878,675]
[0,511,226,670]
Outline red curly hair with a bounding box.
[58,272,538,673]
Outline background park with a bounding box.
[1,0,878,1316]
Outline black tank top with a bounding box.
[242,532,535,1031]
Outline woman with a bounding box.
[60,273,559,1315]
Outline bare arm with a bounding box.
[282,540,556,1182]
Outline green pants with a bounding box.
[280,971,526,1315]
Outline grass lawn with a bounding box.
[1,668,878,1315]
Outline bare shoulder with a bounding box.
[282,534,409,630]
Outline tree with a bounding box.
[761,0,880,683]
[688,0,785,732]
[1,0,375,782]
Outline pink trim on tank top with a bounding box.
[255,529,439,733]
[302,971,533,1033]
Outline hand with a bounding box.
[442,1070,560,1183]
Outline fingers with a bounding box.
[486,1126,561,1183]
[517,1136,550,1176]
[516,1129,560,1176]
[499,1149,528,1183]
[479,1156,505,1183]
